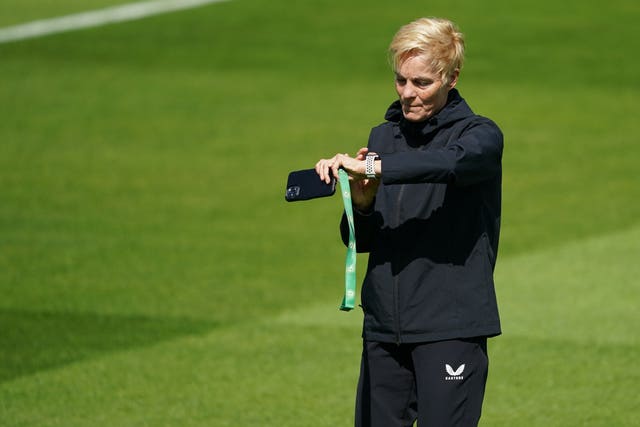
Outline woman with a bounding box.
[315,17,503,426]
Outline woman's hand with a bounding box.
[315,148,380,211]
[315,152,363,184]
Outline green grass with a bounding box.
[1,0,639,425]
[0,0,148,27]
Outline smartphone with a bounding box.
[285,168,336,202]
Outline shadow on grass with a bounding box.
[0,309,214,383]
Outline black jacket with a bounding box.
[341,89,503,344]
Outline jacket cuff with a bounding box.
[379,153,403,185]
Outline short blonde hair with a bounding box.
[389,17,465,85]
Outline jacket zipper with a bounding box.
[393,184,406,345]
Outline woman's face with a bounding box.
[394,55,457,122]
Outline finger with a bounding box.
[315,160,327,181]
[333,166,341,181]
[320,161,329,181]
[326,164,334,183]
[330,155,344,180]
[330,161,339,182]
[325,158,337,183]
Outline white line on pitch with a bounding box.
[0,0,230,44]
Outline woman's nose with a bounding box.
[401,83,416,99]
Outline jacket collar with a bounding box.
[385,89,473,137]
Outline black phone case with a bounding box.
[285,168,336,202]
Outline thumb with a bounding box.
[356,147,369,160]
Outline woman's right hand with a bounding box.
[315,147,380,212]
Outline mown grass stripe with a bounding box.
[273,223,640,347]
[0,0,230,44]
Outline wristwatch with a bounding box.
[365,153,380,179]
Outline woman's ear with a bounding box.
[448,68,460,89]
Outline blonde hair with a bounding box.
[389,17,465,85]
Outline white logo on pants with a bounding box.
[445,364,465,380]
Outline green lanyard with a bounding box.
[338,169,356,311]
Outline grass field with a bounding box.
[1,0,639,425]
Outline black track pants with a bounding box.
[355,338,489,427]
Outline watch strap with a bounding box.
[365,153,379,179]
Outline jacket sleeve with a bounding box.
[340,208,377,253]
[381,119,503,186]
